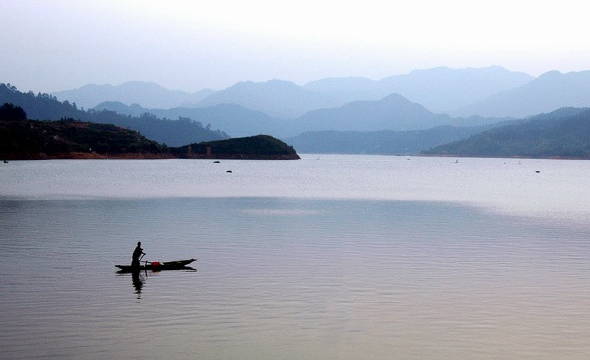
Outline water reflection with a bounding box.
[117,267,197,300]
[131,271,144,298]
[116,271,147,299]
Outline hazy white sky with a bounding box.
[1,0,590,92]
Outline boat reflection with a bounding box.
[116,266,197,300]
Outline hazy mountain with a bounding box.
[424,107,590,158]
[293,94,445,133]
[304,76,377,96]
[95,101,284,138]
[98,93,506,139]
[304,66,533,112]
[1,83,227,146]
[289,93,506,135]
[53,66,531,120]
[454,71,590,118]
[196,79,341,118]
[53,81,214,109]
[286,125,495,155]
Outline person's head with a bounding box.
[137,241,141,246]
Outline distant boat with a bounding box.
[535,170,541,173]
[226,170,233,173]
[213,160,220,163]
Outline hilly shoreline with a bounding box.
[0,104,300,161]
[423,108,590,159]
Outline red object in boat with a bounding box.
[151,261,161,267]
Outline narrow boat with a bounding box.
[115,258,196,272]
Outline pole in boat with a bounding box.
[138,253,145,271]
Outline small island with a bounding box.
[0,103,300,160]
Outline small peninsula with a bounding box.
[171,135,300,160]
[0,103,300,160]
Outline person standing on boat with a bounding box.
[131,242,145,268]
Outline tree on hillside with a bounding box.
[0,103,27,121]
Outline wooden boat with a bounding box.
[115,258,196,272]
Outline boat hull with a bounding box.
[115,259,196,272]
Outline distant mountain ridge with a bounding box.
[293,94,447,133]
[286,125,499,155]
[289,94,508,135]
[195,66,532,117]
[54,81,214,109]
[303,66,533,112]
[1,83,227,146]
[96,93,507,139]
[94,101,284,138]
[424,107,590,159]
[455,70,590,118]
[56,66,533,119]
[195,79,342,119]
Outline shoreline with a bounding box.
[419,153,590,161]
[1,152,300,160]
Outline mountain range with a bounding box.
[455,70,590,118]
[1,84,226,146]
[290,105,590,158]
[304,66,533,112]
[286,125,498,155]
[424,107,590,158]
[195,79,342,119]
[53,81,214,109]
[288,94,507,135]
[95,93,507,138]
[19,65,590,159]
[94,101,285,138]
[7,78,590,159]
[52,67,590,122]
[55,66,534,118]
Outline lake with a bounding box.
[1,155,590,359]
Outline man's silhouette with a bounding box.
[131,241,145,268]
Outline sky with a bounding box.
[1,0,590,93]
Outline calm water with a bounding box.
[1,155,590,359]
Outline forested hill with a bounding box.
[0,83,227,146]
[1,104,299,160]
[423,108,590,159]
[0,103,167,159]
[172,135,300,160]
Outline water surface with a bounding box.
[1,156,589,359]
